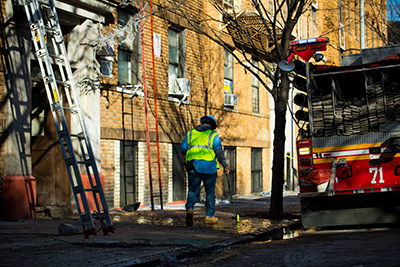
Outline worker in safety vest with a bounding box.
[180,115,229,224]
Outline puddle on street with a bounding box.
[112,214,300,237]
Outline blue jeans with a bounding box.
[186,169,217,217]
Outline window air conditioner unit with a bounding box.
[169,78,190,96]
[224,94,238,107]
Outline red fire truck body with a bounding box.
[296,54,400,227]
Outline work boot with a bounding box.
[205,216,218,224]
[186,209,194,225]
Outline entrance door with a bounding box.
[172,144,186,201]
[120,141,138,206]
[223,147,236,197]
[251,148,263,193]
[31,79,70,206]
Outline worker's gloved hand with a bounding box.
[223,166,230,176]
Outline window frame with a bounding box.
[117,10,139,85]
[224,48,234,94]
[251,59,260,114]
[168,26,186,80]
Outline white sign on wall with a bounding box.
[154,33,161,58]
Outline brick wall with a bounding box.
[100,139,116,207]
[236,147,252,195]
[99,0,275,206]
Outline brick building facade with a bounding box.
[0,0,387,215]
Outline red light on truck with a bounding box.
[299,157,313,166]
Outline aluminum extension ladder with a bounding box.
[21,0,114,238]
[140,0,163,210]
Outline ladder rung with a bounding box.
[30,23,39,31]
[56,80,71,87]
[45,26,59,35]
[65,157,75,167]
[58,129,69,138]
[36,48,47,58]
[51,102,61,111]
[38,0,51,7]
[72,185,84,195]
[84,187,99,193]
[44,75,54,84]
[70,134,85,141]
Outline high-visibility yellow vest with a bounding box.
[186,129,220,169]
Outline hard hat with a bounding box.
[200,115,217,130]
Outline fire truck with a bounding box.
[293,43,400,227]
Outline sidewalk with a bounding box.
[0,192,301,266]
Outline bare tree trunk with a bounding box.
[269,71,290,215]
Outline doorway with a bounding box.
[223,147,236,197]
[172,143,186,201]
[31,79,70,206]
[120,141,138,206]
[251,148,263,193]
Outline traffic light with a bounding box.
[293,76,307,92]
[294,93,309,122]
[293,60,306,76]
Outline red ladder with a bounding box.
[140,0,163,210]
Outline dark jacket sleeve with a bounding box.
[215,149,228,168]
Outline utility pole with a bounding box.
[360,0,365,49]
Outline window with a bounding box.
[118,11,139,85]
[348,3,351,34]
[251,148,263,193]
[168,27,185,80]
[224,48,234,94]
[251,60,260,113]
[311,6,317,23]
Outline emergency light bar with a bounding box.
[291,37,329,46]
[291,37,329,62]
[279,37,329,72]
